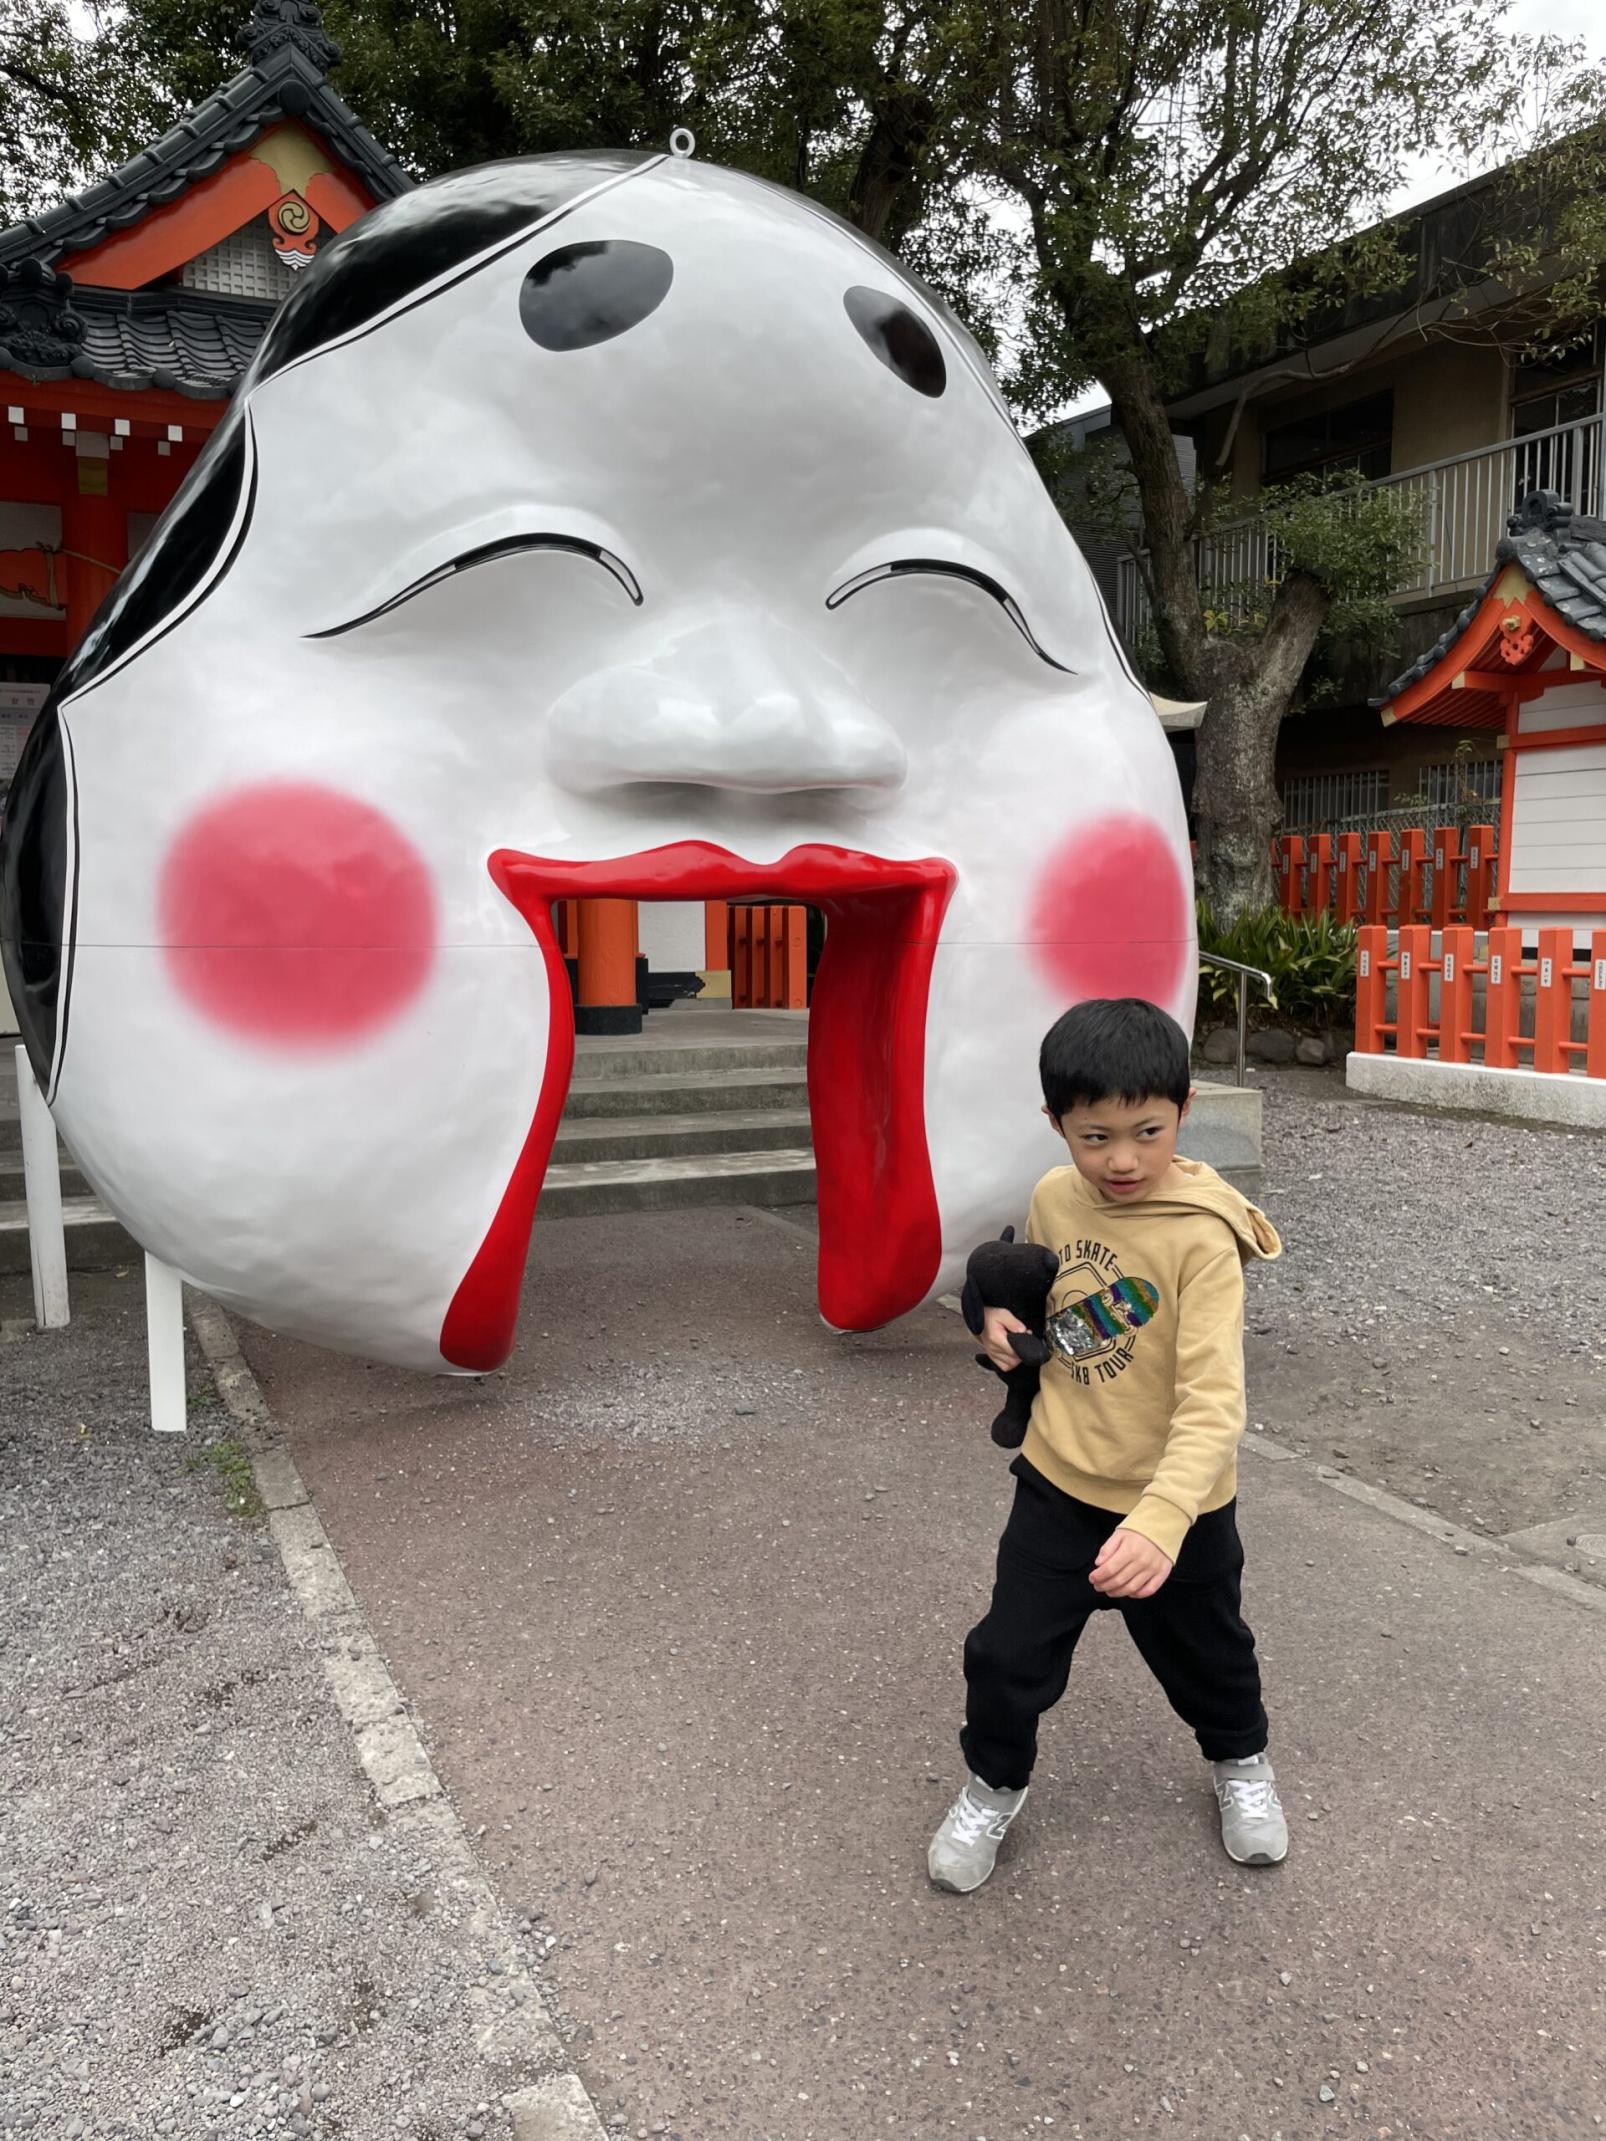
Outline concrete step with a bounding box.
[0,1196,138,1276]
[539,1147,817,1218]
[563,1066,807,1120]
[572,1037,808,1080]
[0,1156,89,1201]
[552,1107,812,1165]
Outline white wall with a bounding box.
[1508,740,1606,896]
[636,899,705,974]
[1517,678,1606,734]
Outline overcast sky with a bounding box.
[1047,0,1606,418]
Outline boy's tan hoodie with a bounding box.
[1021,1156,1282,1562]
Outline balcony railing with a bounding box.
[1113,409,1606,643]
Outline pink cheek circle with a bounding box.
[159,782,436,1047]
[1027,814,1191,1008]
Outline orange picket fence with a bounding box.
[730,902,808,1010]
[1276,826,1498,930]
[1356,924,1606,1076]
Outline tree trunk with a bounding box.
[1192,570,1331,922]
[1190,678,1284,922]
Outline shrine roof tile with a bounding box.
[1382,490,1606,701]
[0,289,272,399]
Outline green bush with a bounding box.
[1196,905,1357,1033]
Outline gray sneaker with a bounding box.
[1212,1756,1288,1865]
[927,1775,1028,1893]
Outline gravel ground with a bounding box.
[0,1271,559,2141]
[1234,1067,1606,1540]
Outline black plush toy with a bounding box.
[960,1227,1061,1449]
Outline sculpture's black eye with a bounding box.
[844,287,946,398]
[520,240,674,351]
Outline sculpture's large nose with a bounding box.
[545,613,907,794]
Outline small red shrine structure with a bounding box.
[1341,488,1606,1120]
[0,0,410,789]
[1380,488,1606,927]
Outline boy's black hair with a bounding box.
[1039,998,1191,1119]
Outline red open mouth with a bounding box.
[438,842,957,1371]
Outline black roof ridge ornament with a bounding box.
[1506,487,1572,541]
[246,0,341,77]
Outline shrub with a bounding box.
[1196,904,1358,1032]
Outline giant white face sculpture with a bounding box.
[0,149,1195,1372]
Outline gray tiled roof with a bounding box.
[0,20,410,277]
[0,5,412,400]
[47,289,271,398]
[1381,489,1606,701]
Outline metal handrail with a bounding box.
[1198,951,1275,1088]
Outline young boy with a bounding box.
[928,997,1285,1894]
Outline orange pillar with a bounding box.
[1355,928,1388,1054]
[1587,931,1606,1082]
[1395,925,1432,1058]
[1430,827,1461,929]
[701,900,732,1000]
[1481,817,1507,929]
[61,449,126,651]
[1335,833,1364,925]
[575,898,642,1034]
[1306,834,1334,918]
[1484,926,1523,1070]
[781,907,808,1008]
[1531,927,1574,1075]
[1439,927,1475,1064]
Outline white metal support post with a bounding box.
[145,1255,187,1434]
[13,1044,69,1329]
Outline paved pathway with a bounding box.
[237,1202,1606,2141]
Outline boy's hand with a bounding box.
[980,1307,1029,1374]
[1089,1528,1173,1600]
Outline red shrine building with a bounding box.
[1380,489,1606,928]
[0,0,409,784]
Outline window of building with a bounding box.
[1418,758,1501,812]
[1510,331,1603,507]
[1263,392,1394,484]
[1279,768,1390,830]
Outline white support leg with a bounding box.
[14,1045,69,1330]
[145,1253,187,1435]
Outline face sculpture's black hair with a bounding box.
[1039,998,1192,1120]
[250,152,657,385]
[0,708,75,1088]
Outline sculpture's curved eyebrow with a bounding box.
[306,534,642,639]
[825,559,1074,674]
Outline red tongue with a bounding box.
[807,878,950,1329]
[437,877,576,1372]
[438,845,954,1372]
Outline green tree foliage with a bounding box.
[0,1,149,223]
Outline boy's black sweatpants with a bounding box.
[961,1457,1268,1792]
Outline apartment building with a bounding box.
[1045,160,1604,834]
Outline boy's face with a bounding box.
[1047,1091,1191,1204]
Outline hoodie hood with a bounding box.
[1058,1155,1281,1264]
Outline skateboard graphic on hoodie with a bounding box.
[1046,1265,1161,1365]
